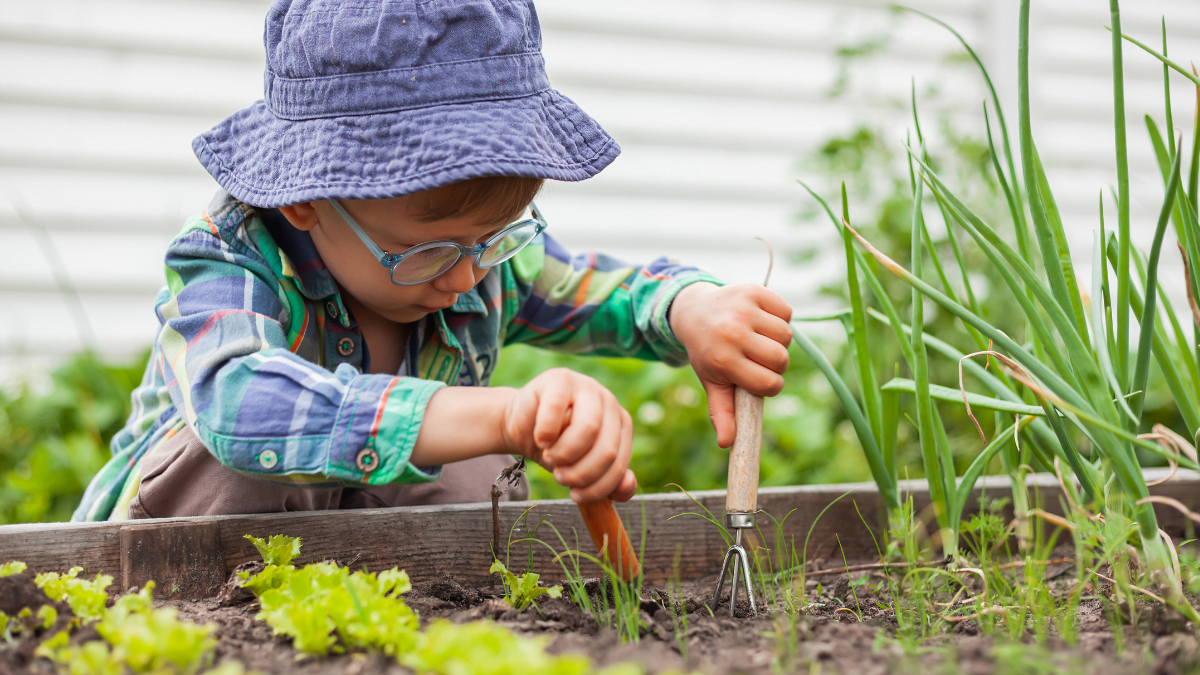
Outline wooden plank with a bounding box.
[120,521,225,599]
[2,469,1197,594]
[0,520,124,577]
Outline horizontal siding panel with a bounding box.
[2,0,1199,359]
[0,291,162,356]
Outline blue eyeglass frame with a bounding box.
[328,199,548,286]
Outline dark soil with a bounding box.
[4,562,1200,674]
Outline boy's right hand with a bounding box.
[502,368,637,504]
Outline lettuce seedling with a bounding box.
[37,582,221,675]
[240,537,419,656]
[244,534,301,566]
[489,560,562,611]
[253,562,419,656]
[238,535,303,596]
[400,619,590,675]
[0,561,26,577]
[35,566,112,623]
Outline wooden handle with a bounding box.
[726,387,764,514]
[577,498,640,581]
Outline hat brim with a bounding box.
[193,89,620,208]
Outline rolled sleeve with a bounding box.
[505,234,725,365]
[639,267,725,365]
[164,225,444,487]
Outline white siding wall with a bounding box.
[0,0,1198,375]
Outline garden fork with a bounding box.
[708,239,772,617]
[707,386,762,616]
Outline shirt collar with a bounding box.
[451,288,487,315]
[258,207,341,301]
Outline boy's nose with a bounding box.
[435,258,479,294]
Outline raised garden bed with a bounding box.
[4,470,1200,674]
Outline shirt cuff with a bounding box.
[651,272,725,364]
[326,374,445,485]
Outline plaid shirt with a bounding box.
[74,191,720,521]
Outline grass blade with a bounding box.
[1108,0,1133,387]
[798,180,918,369]
[901,6,1031,256]
[881,378,1044,416]
[950,416,1036,527]
[791,326,899,510]
[907,166,955,550]
[1162,20,1175,158]
[843,184,883,442]
[1117,31,1200,88]
[1130,138,1185,422]
[1128,249,1200,438]
[1090,229,1136,424]
[1032,145,1091,347]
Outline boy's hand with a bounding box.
[502,368,638,503]
[669,282,793,448]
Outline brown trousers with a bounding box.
[127,426,527,519]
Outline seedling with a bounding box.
[34,566,111,624]
[490,559,562,611]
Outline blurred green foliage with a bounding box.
[0,353,145,524]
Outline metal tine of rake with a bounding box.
[708,238,772,617]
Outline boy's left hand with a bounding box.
[669,282,793,448]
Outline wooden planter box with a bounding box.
[2,469,1197,599]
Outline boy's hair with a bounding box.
[409,176,544,227]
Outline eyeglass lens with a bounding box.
[390,246,462,284]
[478,222,541,267]
[389,221,541,284]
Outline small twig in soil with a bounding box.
[935,604,1014,623]
[805,557,951,578]
[491,457,527,588]
[995,557,1074,570]
[1089,570,1168,604]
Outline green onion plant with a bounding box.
[796,0,1200,617]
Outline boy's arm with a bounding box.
[159,223,637,501]
[502,233,722,365]
[159,224,443,486]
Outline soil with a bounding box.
[3,561,1200,675]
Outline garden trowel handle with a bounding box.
[726,387,764,516]
[578,498,640,581]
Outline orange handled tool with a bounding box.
[578,498,640,581]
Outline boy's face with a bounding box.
[279,195,511,324]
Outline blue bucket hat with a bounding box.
[192,0,620,208]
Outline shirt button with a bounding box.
[337,337,355,356]
[325,300,340,320]
[356,448,380,473]
[258,449,279,469]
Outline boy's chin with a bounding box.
[378,304,442,323]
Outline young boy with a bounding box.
[73,0,793,522]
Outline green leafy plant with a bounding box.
[35,566,112,623]
[244,533,301,566]
[237,535,664,674]
[36,581,239,675]
[516,514,650,643]
[399,619,591,675]
[0,560,26,576]
[250,561,418,656]
[489,559,562,611]
[0,352,147,524]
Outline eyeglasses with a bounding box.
[329,200,548,286]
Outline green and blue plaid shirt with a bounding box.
[74,191,720,521]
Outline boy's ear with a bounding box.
[278,202,320,232]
